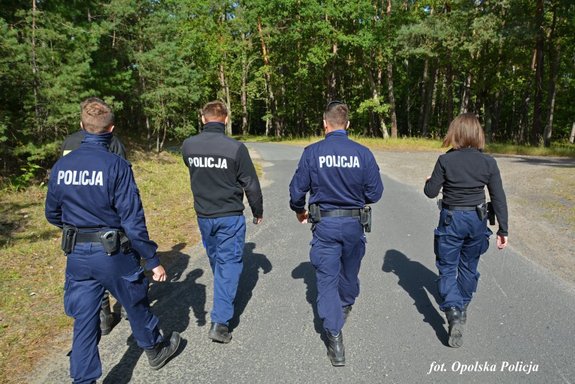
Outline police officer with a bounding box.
[62,125,126,158]
[424,113,508,348]
[182,100,263,343]
[60,107,128,335]
[45,97,180,383]
[289,101,383,366]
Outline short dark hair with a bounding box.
[324,101,349,129]
[201,100,228,122]
[80,97,114,134]
[443,113,485,150]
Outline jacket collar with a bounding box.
[202,122,226,134]
[326,129,348,138]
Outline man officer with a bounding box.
[182,100,263,343]
[289,101,383,366]
[45,97,180,384]
[60,102,128,335]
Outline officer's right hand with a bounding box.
[152,265,167,282]
[296,210,309,224]
[497,235,508,250]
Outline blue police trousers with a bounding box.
[434,209,492,312]
[198,215,246,325]
[310,217,366,336]
[64,243,163,384]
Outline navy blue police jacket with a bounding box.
[45,132,160,269]
[289,130,384,213]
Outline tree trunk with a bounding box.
[445,63,454,127]
[544,4,559,148]
[386,62,398,138]
[460,73,472,114]
[531,0,545,146]
[31,0,40,134]
[257,18,280,137]
[421,65,436,137]
[241,39,250,135]
[417,59,428,136]
[219,63,232,136]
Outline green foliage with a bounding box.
[1,0,574,185]
[8,163,43,191]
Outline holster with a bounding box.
[476,203,488,222]
[360,206,372,233]
[100,230,131,256]
[61,225,78,254]
[308,203,321,224]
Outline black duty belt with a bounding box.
[320,209,362,218]
[75,232,103,243]
[442,203,482,211]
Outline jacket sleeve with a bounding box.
[236,144,263,218]
[113,162,160,270]
[424,157,445,198]
[289,149,311,213]
[45,167,63,228]
[363,151,384,204]
[487,159,509,236]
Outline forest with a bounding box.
[1,0,574,182]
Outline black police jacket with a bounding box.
[181,122,263,219]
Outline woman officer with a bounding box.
[424,113,509,348]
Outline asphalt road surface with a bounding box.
[31,143,575,384]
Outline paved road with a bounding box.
[32,143,575,384]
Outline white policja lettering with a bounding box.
[318,155,360,168]
[57,170,104,186]
[187,156,228,169]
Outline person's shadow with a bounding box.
[104,243,205,383]
[229,242,272,331]
[291,262,328,346]
[382,249,448,345]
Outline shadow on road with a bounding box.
[104,243,202,383]
[291,262,326,343]
[505,155,575,168]
[382,249,448,346]
[230,242,272,331]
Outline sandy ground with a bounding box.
[374,150,575,287]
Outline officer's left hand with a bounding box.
[151,265,167,282]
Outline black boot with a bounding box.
[99,292,113,336]
[208,322,232,343]
[342,305,352,324]
[145,332,181,370]
[326,331,345,367]
[445,307,463,348]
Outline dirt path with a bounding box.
[374,150,575,286]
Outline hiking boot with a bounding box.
[326,331,345,367]
[208,322,232,343]
[445,307,463,348]
[145,332,181,370]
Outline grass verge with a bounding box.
[240,135,575,157]
[0,150,198,384]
